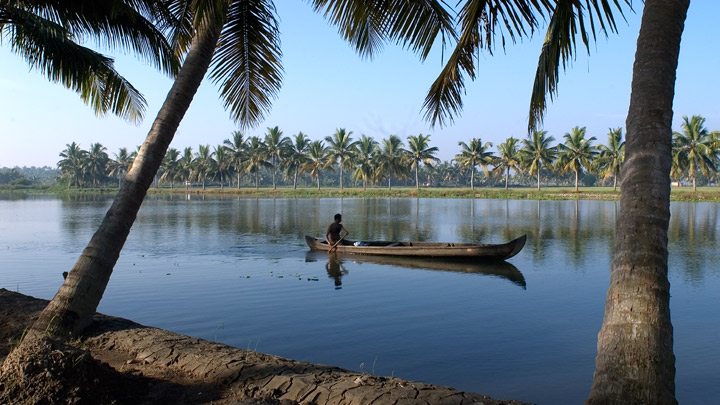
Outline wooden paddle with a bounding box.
[328,233,346,253]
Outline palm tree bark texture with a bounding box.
[27,13,226,341]
[587,1,688,403]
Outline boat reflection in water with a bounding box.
[305,252,526,289]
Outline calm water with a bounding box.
[0,194,718,404]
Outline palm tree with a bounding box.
[245,136,271,189]
[352,135,379,190]
[57,142,87,188]
[303,140,332,190]
[555,126,597,191]
[264,126,290,189]
[519,131,556,191]
[179,147,194,190]
[406,134,439,189]
[595,128,625,190]
[159,148,181,189]
[493,137,522,189]
[454,138,494,190]
[282,132,311,189]
[107,148,133,188]
[213,145,232,189]
[24,0,455,348]
[193,145,215,190]
[223,131,246,188]
[85,143,109,187]
[376,135,407,190]
[325,128,357,189]
[672,115,717,191]
[0,0,179,123]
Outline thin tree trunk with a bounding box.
[587,1,687,403]
[537,171,541,190]
[505,167,509,189]
[339,160,344,190]
[415,165,420,189]
[22,13,225,342]
[575,170,579,191]
[470,168,475,191]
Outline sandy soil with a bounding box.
[0,288,531,405]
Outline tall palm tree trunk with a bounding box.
[415,165,420,189]
[470,168,475,191]
[587,1,687,403]
[339,160,344,189]
[537,171,541,190]
[505,167,510,189]
[575,170,579,191]
[23,16,225,342]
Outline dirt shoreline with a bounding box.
[0,289,532,404]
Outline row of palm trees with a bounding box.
[57,114,719,192]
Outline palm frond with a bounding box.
[309,0,386,59]
[528,0,631,133]
[211,0,283,128]
[4,6,146,122]
[423,0,549,127]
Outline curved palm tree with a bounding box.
[672,115,717,191]
[303,140,332,190]
[245,136,271,189]
[493,137,522,189]
[595,128,625,190]
[27,0,455,346]
[325,128,357,189]
[454,138,494,190]
[519,131,556,191]
[223,130,246,188]
[352,135,379,190]
[159,148,181,189]
[108,148,133,188]
[555,126,597,191]
[0,0,179,122]
[406,134,439,189]
[282,132,311,189]
[264,126,290,189]
[57,142,87,188]
[376,135,407,190]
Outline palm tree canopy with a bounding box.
[555,126,598,175]
[454,137,495,175]
[672,114,717,179]
[407,133,440,167]
[1,0,181,122]
[421,0,631,133]
[520,130,556,175]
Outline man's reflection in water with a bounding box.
[325,257,348,289]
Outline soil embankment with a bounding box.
[0,289,531,404]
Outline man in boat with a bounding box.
[325,213,350,247]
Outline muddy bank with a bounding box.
[0,288,532,404]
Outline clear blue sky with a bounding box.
[1,2,718,168]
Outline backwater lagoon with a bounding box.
[1,195,717,404]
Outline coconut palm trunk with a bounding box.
[587,1,687,403]
[25,16,225,341]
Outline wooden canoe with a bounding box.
[304,234,526,260]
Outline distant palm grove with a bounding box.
[6,114,717,191]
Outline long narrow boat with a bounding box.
[304,234,526,260]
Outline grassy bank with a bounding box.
[146,186,720,202]
[5,185,720,202]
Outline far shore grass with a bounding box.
[5,185,715,202]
